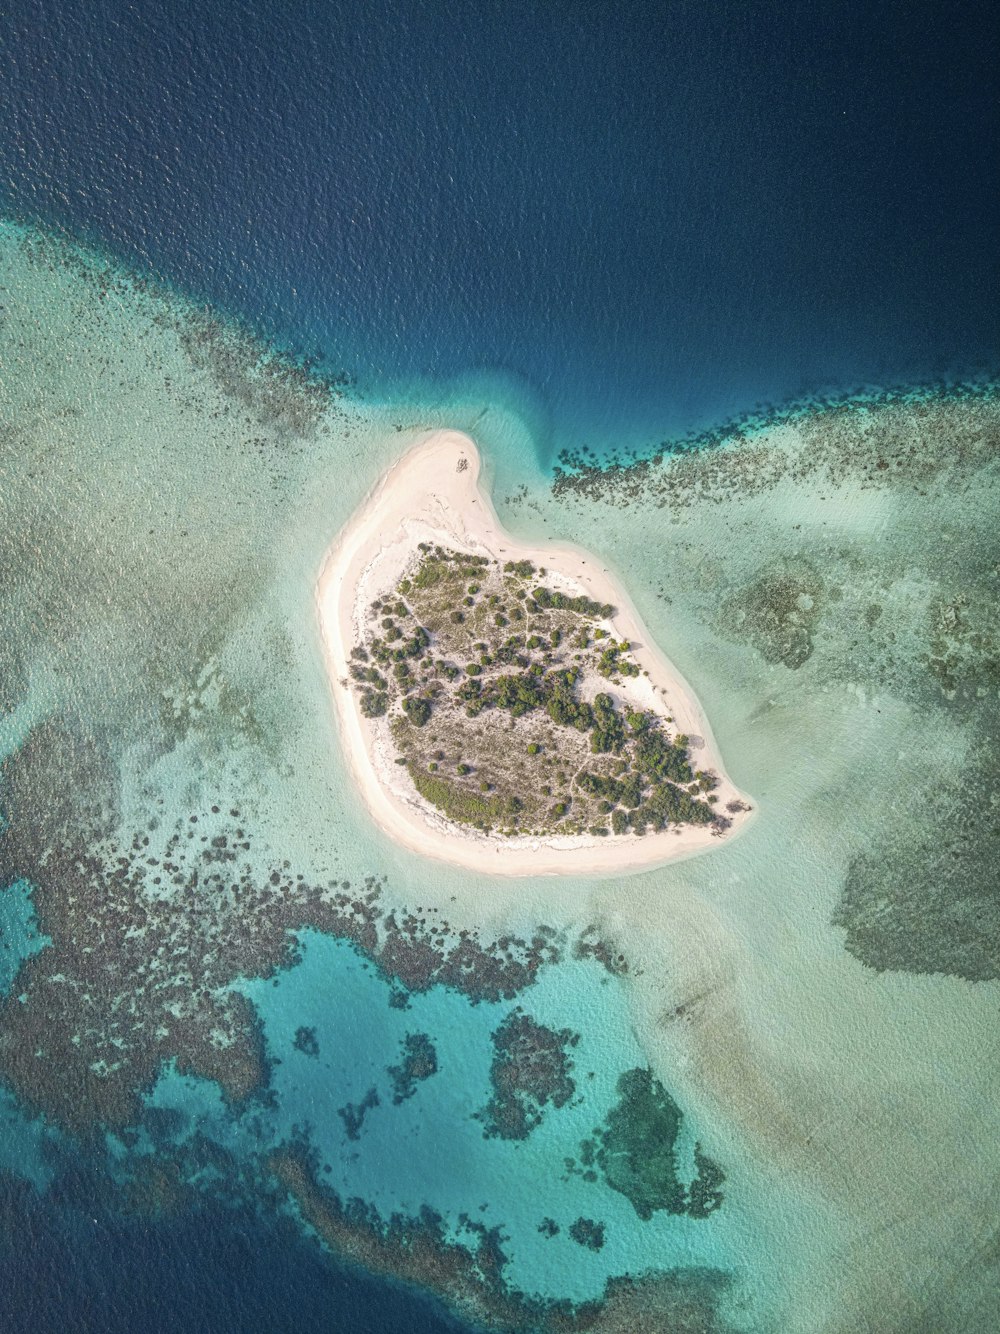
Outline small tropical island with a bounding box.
[317,431,751,876]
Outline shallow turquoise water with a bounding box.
[1,4,997,1329]
[142,932,744,1304]
[0,880,47,998]
[0,217,998,1334]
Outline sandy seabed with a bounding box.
[315,430,753,878]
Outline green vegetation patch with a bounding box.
[348,543,725,841]
[409,766,521,831]
[503,559,536,578]
[531,585,614,618]
[597,640,641,679]
[360,690,389,718]
[633,726,695,784]
[402,696,432,727]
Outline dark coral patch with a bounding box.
[719,559,824,669]
[338,1087,380,1142]
[592,1068,725,1221]
[569,1217,606,1251]
[293,1026,320,1057]
[387,1032,438,1104]
[479,1009,579,1140]
[552,382,1000,509]
[833,739,1000,981]
[0,717,564,1134]
[270,1148,735,1333]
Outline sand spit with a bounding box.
[316,430,752,877]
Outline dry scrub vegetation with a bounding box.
[349,546,726,839]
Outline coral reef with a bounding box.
[479,1009,579,1140]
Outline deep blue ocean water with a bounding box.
[1,0,997,461]
[0,1171,476,1334]
[1,2,998,1330]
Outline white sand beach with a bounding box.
[316,430,753,876]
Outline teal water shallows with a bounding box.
[0,221,751,1334]
[533,386,1000,1332]
[1,221,999,1334]
[140,932,749,1305]
[0,882,55,1191]
[0,879,48,998]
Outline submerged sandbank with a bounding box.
[316,430,752,877]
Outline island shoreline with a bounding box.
[315,429,754,877]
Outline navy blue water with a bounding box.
[0,3,997,1331]
[1,0,997,461]
[0,1174,474,1334]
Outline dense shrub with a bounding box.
[532,586,614,618]
[597,641,640,679]
[360,690,389,718]
[577,769,646,809]
[402,696,432,727]
[590,693,626,753]
[634,729,694,785]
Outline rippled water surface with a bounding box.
[1,3,998,1331]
